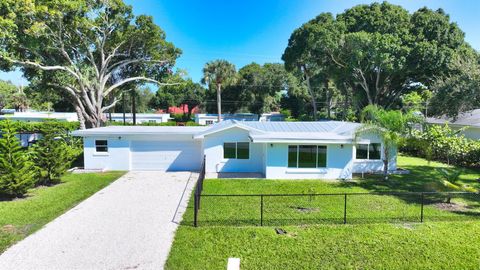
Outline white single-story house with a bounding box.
[0,111,79,122]
[73,120,396,179]
[195,113,259,125]
[107,113,171,124]
[426,109,480,140]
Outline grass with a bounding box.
[166,155,480,269]
[0,171,124,253]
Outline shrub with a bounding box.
[0,120,37,198]
[0,120,79,133]
[31,131,80,185]
[402,124,480,168]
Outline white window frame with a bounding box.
[223,142,250,160]
[288,145,327,168]
[355,143,382,160]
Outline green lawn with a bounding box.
[0,172,124,253]
[166,155,480,270]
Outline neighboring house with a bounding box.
[73,120,396,179]
[157,104,200,115]
[0,112,78,147]
[259,112,285,122]
[0,111,78,122]
[108,113,171,124]
[426,109,480,140]
[195,113,259,125]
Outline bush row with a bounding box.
[402,124,480,168]
[0,120,83,198]
[0,120,79,133]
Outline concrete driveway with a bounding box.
[0,171,197,270]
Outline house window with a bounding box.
[288,145,327,168]
[148,120,156,123]
[95,140,108,152]
[356,143,381,160]
[223,142,250,159]
[206,120,214,125]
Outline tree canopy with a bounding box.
[0,0,180,128]
[283,2,479,117]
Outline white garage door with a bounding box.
[130,140,202,171]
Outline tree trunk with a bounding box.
[383,146,389,181]
[187,106,193,121]
[217,84,222,122]
[303,67,317,121]
[325,80,331,119]
[74,105,86,130]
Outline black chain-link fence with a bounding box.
[193,192,480,227]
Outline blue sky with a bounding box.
[1,0,479,86]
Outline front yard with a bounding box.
[166,156,480,269]
[0,172,124,253]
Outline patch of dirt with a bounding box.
[434,202,469,212]
[394,222,418,230]
[1,225,17,234]
[291,206,320,213]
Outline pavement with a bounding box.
[0,171,197,270]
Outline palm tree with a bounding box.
[202,60,237,122]
[354,105,418,180]
[437,168,477,203]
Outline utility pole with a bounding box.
[131,89,137,125]
[122,92,126,125]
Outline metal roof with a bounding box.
[73,120,363,143]
[193,120,362,141]
[426,109,480,127]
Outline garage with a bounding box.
[130,140,203,171]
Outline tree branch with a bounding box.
[103,77,181,97]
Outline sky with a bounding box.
[1,0,479,86]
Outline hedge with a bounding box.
[402,124,480,168]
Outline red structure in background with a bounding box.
[157,104,200,114]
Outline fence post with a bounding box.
[343,193,347,224]
[194,193,198,227]
[420,193,424,223]
[260,195,264,226]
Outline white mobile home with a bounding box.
[0,111,78,122]
[195,113,259,125]
[73,120,396,179]
[107,113,171,124]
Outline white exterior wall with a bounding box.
[109,114,171,123]
[195,115,219,126]
[454,126,480,140]
[351,133,397,173]
[83,137,130,170]
[83,134,203,171]
[203,127,264,174]
[265,143,354,179]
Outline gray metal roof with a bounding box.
[193,120,362,141]
[240,120,360,134]
[73,120,363,143]
[426,109,480,127]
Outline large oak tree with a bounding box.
[283,2,477,115]
[0,0,180,128]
